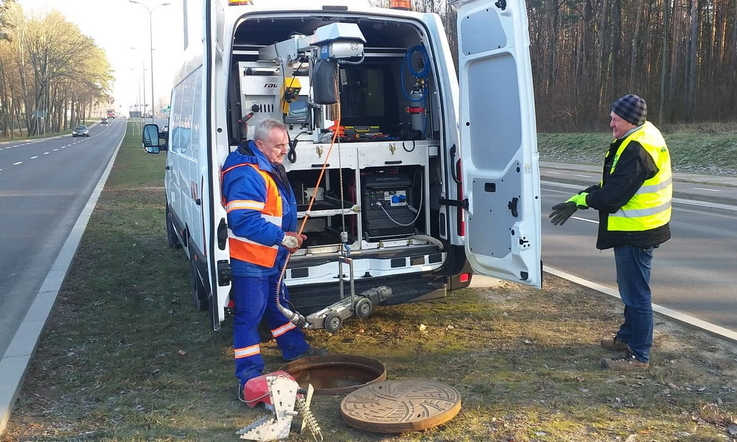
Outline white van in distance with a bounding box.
[142,0,541,331]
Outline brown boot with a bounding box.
[601,350,649,370]
[600,336,628,351]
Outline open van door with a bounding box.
[456,0,542,287]
[204,0,231,330]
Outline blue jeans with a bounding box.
[232,274,310,384]
[613,245,655,363]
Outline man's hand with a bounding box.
[549,201,577,226]
[281,232,307,253]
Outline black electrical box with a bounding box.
[362,173,416,241]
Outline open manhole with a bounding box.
[340,379,462,433]
[279,354,387,395]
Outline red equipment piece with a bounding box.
[242,370,296,408]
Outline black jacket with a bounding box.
[583,136,671,250]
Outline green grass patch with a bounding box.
[3,124,737,441]
[538,129,737,176]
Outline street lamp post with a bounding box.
[130,0,170,122]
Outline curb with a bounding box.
[540,161,737,188]
[544,266,737,345]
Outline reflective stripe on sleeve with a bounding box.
[226,200,265,212]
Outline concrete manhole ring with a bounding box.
[279,354,387,395]
[340,379,462,433]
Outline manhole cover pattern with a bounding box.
[340,379,462,433]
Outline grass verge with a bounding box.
[2,125,737,441]
[538,130,737,177]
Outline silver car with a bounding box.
[72,125,90,137]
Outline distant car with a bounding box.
[72,125,90,137]
[101,118,109,124]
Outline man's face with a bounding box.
[609,112,636,140]
[256,128,289,164]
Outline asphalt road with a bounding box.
[541,165,737,333]
[0,120,125,358]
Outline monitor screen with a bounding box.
[340,67,385,119]
[285,96,309,125]
[338,65,397,129]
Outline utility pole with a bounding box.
[130,0,171,122]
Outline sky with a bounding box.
[16,0,186,116]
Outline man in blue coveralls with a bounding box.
[221,119,326,401]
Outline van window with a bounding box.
[170,67,202,158]
[169,88,182,153]
[190,69,203,158]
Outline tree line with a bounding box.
[527,0,737,131]
[3,0,734,136]
[0,0,112,139]
[385,0,737,132]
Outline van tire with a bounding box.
[166,206,181,248]
[190,254,208,311]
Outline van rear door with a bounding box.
[456,0,542,287]
[205,0,231,329]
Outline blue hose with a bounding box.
[401,45,429,102]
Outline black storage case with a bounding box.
[362,173,416,241]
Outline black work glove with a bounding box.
[549,201,577,226]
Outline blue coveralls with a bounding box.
[221,141,310,386]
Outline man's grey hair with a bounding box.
[253,119,287,142]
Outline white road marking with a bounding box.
[53,148,59,151]
[692,187,721,192]
[574,174,592,178]
[571,216,598,224]
[548,171,562,174]
[545,265,737,343]
[30,156,38,160]
[13,161,22,165]
[44,152,50,155]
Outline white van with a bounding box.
[143,0,541,331]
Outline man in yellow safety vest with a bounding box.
[549,94,672,371]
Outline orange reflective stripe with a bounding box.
[271,321,296,338]
[234,344,260,359]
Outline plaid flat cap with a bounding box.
[611,94,647,126]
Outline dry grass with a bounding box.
[3,125,737,441]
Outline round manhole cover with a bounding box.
[340,379,462,433]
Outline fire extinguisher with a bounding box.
[406,83,425,136]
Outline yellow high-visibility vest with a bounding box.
[607,122,672,232]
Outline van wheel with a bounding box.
[190,256,208,311]
[166,207,181,248]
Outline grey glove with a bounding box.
[549,201,577,226]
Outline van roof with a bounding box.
[233,0,370,8]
